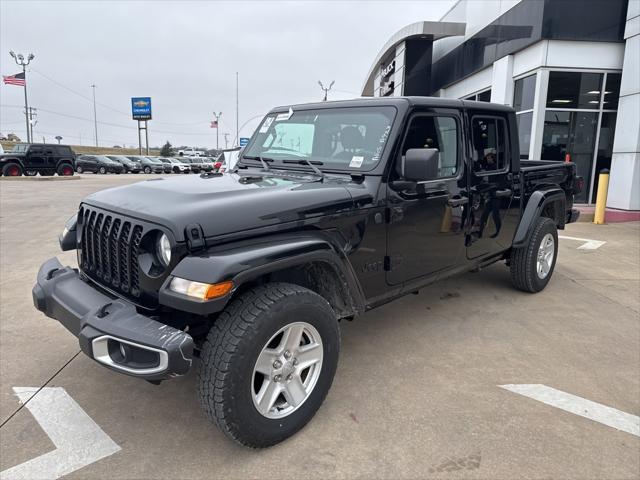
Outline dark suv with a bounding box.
[129,156,164,174]
[0,143,76,176]
[107,155,141,173]
[75,155,124,174]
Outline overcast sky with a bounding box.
[1,0,454,149]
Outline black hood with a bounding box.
[82,172,359,242]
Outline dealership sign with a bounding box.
[239,137,250,147]
[381,60,395,79]
[131,97,152,120]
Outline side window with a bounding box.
[29,146,43,155]
[401,115,458,178]
[471,116,507,173]
[45,148,55,155]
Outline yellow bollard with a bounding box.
[593,169,610,225]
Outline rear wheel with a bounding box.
[57,164,74,176]
[198,283,340,448]
[76,165,84,174]
[2,163,23,177]
[510,217,558,293]
[144,166,151,174]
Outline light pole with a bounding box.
[91,84,98,146]
[318,80,335,101]
[9,51,34,143]
[213,111,222,150]
[55,135,62,144]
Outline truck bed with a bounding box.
[519,159,578,211]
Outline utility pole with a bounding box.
[236,72,239,147]
[318,80,335,101]
[9,51,34,143]
[91,84,98,146]
[223,133,229,149]
[212,111,222,150]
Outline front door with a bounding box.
[386,112,467,286]
[465,112,516,259]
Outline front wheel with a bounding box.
[510,217,558,293]
[198,283,340,448]
[144,166,151,174]
[2,162,23,176]
[98,166,107,174]
[76,165,84,174]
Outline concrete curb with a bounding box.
[0,175,81,182]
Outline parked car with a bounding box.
[34,97,581,449]
[0,143,75,176]
[75,155,124,174]
[188,156,211,173]
[152,157,173,174]
[165,157,191,174]
[128,155,163,174]
[107,155,141,173]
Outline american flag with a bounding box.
[3,72,25,86]
[210,120,218,129]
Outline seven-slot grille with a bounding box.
[79,206,144,298]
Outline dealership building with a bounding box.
[362,0,639,218]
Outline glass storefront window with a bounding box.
[546,72,603,109]
[591,112,617,203]
[514,75,536,111]
[542,110,598,203]
[604,73,621,110]
[516,112,533,159]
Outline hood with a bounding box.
[82,172,358,242]
[0,152,25,158]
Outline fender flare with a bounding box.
[512,188,566,248]
[159,232,366,317]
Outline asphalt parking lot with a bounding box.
[1,174,639,480]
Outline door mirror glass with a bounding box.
[402,148,439,182]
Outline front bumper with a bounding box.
[32,257,194,381]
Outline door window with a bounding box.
[471,117,507,173]
[401,115,459,178]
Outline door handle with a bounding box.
[447,196,469,207]
[495,189,512,198]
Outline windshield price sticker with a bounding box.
[349,156,364,168]
[275,107,294,122]
[259,116,275,133]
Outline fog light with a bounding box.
[169,277,233,300]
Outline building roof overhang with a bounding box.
[361,21,466,97]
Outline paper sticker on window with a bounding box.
[259,117,274,133]
[275,107,294,122]
[349,156,364,168]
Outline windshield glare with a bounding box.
[242,106,396,171]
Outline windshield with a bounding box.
[145,157,161,163]
[242,106,396,171]
[11,144,28,153]
[96,155,117,164]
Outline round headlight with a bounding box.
[157,233,171,266]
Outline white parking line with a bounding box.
[500,384,639,437]
[558,235,606,250]
[0,387,121,480]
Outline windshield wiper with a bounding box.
[242,155,273,171]
[282,159,324,179]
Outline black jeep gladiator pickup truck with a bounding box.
[1,143,76,176]
[33,97,580,447]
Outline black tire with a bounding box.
[98,166,107,174]
[144,166,151,174]
[57,163,74,176]
[2,162,23,177]
[198,283,340,448]
[76,165,84,174]
[25,170,38,177]
[510,217,558,293]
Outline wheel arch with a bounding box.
[163,232,366,320]
[512,188,565,248]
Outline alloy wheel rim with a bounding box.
[251,321,323,419]
[8,166,19,176]
[536,233,555,279]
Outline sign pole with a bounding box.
[145,121,149,155]
[137,120,142,155]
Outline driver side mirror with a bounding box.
[402,148,439,182]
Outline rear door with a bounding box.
[44,146,57,169]
[386,110,467,285]
[465,112,517,259]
